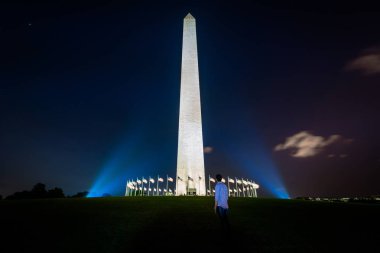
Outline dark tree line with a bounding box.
[4,183,89,200]
[5,183,64,200]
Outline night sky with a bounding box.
[1,1,380,198]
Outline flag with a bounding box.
[167,177,174,182]
[188,176,193,181]
[221,178,226,183]
[137,180,142,184]
[209,177,215,183]
[149,178,155,183]
[237,180,242,184]
[177,176,183,181]
[158,177,164,182]
[142,179,148,184]
[228,178,235,183]
[242,180,248,185]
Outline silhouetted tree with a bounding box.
[47,187,65,198]
[6,183,66,200]
[30,183,47,198]
[6,190,31,200]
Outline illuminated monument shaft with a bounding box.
[176,13,206,196]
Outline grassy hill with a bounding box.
[1,197,379,252]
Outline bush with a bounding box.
[47,187,65,198]
[69,191,89,198]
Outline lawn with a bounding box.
[1,197,379,252]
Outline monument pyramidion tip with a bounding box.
[185,13,195,19]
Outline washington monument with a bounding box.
[176,13,206,196]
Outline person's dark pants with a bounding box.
[216,206,230,235]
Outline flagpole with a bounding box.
[136,177,139,196]
[142,177,144,196]
[208,175,211,196]
[141,177,144,196]
[137,178,141,196]
[127,180,130,196]
[128,180,131,196]
[246,179,250,197]
[142,177,145,196]
[148,178,150,196]
[249,181,252,197]
[242,179,245,197]
[166,175,169,196]
[247,179,253,198]
[235,177,238,197]
[249,180,253,197]
[253,181,257,197]
[227,176,230,197]
[198,176,202,195]
[186,176,188,196]
[198,176,200,196]
[156,175,159,196]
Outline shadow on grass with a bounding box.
[1,197,379,252]
[125,197,264,251]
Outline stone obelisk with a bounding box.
[176,13,206,196]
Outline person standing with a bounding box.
[214,174,230,235]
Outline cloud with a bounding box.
[346,49,380,75]
[203,146,213,154]
[275,131,341,158]
[327,154,348,159]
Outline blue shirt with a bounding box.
[215,182,229,209]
